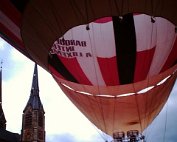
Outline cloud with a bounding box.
[47,133,77,142]
[46,133,110,142]
[0,38,29,81]
[2,57,107,141]
[0,37,5,49]
[144,81,177,142]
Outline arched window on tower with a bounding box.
[38,112,44,128]
[24,111,32,128]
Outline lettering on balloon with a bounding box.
[50,38,92,58]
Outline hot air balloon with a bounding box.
[1,0,177,141]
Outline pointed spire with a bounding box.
[31,63,39,95]
[23,63,44,112]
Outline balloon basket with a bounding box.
[111,130,145,142]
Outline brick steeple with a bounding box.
[21,63,45,142]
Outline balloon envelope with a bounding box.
[1,0,177,136]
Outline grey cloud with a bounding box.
[47,133,77,142]
[46,133,108,142]
[0,38,26,81]
[144,81,177,142]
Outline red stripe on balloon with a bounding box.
[94,17,112,23]
[97,56,120,85]
[134,47,155,82]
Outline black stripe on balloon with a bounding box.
[112,13,136,84]
[48,54,78,83]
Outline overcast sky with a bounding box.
[0,37,177,142]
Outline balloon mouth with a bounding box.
[60,73,173,98]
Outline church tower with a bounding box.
[21,63,45,142]
[0,64,6,129]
